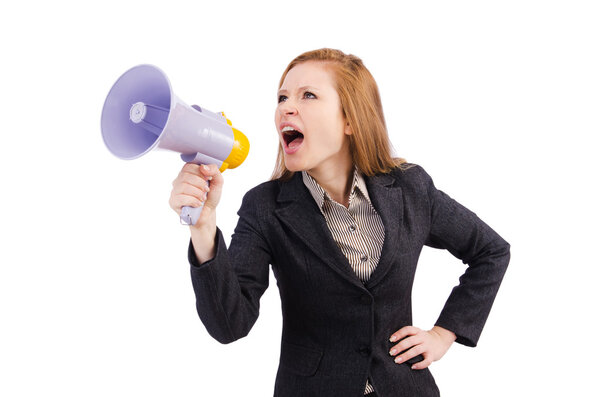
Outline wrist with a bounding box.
[190,223,217,263]
[431,326,457,344]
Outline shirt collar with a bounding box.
[302,168,372,210]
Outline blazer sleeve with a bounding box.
[419,166,511,347]
[188,188,272,344]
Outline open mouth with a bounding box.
[282,126,304,150]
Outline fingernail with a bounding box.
[395,356,403,364]
[389,349,397,356]
[390,336,397,342]
[202,165,210,171]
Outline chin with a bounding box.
[283,158,306,173]
[284,163,302,173]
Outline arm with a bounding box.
[170,164,272,344]
[389,166,510,368]
[188,197,272,344]
[423,167,511,347]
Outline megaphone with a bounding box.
[101,64,250,226]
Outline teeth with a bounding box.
[282,126,296,133]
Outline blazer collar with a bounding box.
[274,172,404,290]
[363,173,404,289]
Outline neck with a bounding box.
[307,160,354,208]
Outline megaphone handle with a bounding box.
[180,205,204,225]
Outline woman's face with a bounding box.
[275,61,351,175]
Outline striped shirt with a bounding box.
[302,169,385,394]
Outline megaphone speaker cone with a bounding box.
[100,65,173,159]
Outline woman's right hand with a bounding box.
[169,163,224,225]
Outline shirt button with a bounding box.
[360,255,368,262]
[349,225,357,232]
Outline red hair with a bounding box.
[271,48,406,180]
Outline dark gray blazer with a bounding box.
[189,164,510,397]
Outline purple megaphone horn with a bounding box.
[101,64,249,225]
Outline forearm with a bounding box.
[189,226,270,344]
[435,238,510,347]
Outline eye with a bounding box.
[278,95,288,103]
[303,91,317,99]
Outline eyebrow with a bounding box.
[277,85,320,96]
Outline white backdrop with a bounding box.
[1,1,598,395]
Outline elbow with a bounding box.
[468,236,511,276]
[489,239,511,281]
[195,294,260,345]
[200,312,254,345]
[500,240,511,267]
[211,332,240,345]
[488,231,510,267]
[209,326,251,345]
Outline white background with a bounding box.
[1,0,598,395]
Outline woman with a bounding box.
[169,48,510,396]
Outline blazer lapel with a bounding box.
[364,173,405,289]
[274,173,365,289]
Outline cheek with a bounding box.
[324,117,348,144]
[313,107,342,133]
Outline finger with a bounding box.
[170,184,207,206]
[178,186,208,205]
[390,326,421,343]
[198,163,221,179]
[181,162,204,175]
[175,178,209,197]
[174,170,212,192]
[180,163,222,187]
[170,177,209,208]
[394,344,425,365]
[198,165,224,208]
[173,170,199,190]
[410,355,433,370]
[178,171,210,189]
[389,334,422,356]
[179,163,218,180]
[169,192,204,214]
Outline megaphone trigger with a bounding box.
[180,205,205,226]
[101,64,250,226]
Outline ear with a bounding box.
[344,121,352,136]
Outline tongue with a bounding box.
[288,136,304,150]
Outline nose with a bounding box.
[278,99,298,116]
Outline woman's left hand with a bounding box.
[388,326,457,370]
